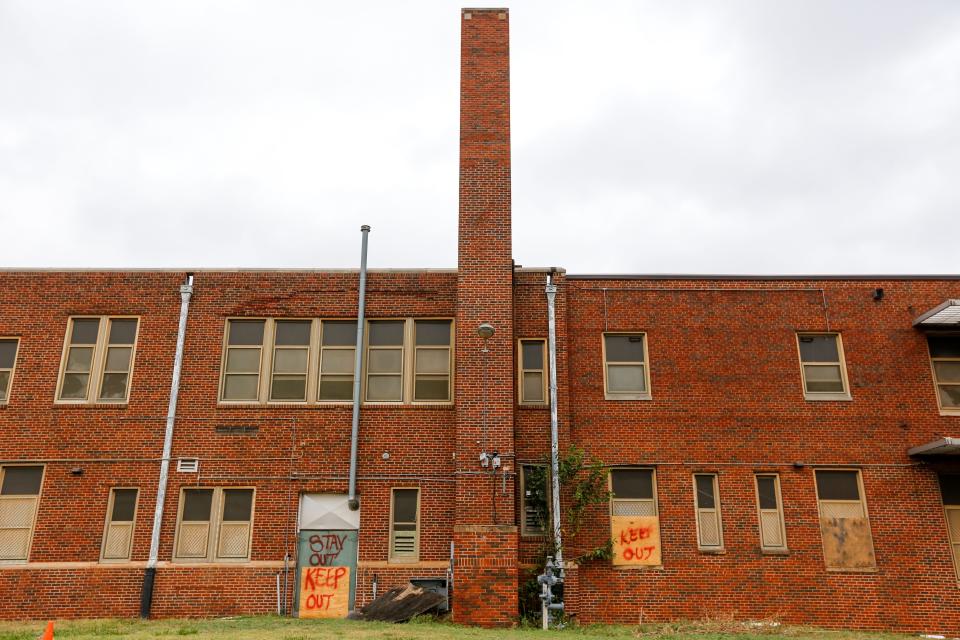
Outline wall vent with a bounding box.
[177,458,199,473]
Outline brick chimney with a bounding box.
[453,8,518,627]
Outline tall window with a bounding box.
[58,317,139,403]
[0,338,19,404]
[270,321,311,401]
[755,474,787,552]
[521,465,549,536]
[174,488,254,562]
[518,339,547,405]
[610,468,661,566]
[939,475,960,579]
[797,333,850,400]
[101,488,138,562]
[814,470,875,570]
[603,333,650,399]
[390,488,419,562]
[413,320,452,402]
[366,321,404,402]
[929,336,960,413]
[319,321,356,401]
[693,474,723,550]
[221,320,266,401]
[0,466,43,563]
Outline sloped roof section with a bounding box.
[914,300,960,328]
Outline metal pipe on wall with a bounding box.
[545,272,563,570]
[348,225,370,510]
[140,274,194,618]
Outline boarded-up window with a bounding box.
[58,317,139,403]
[518,339,547,404]
[603,334,651,399]
[319,321,356,401]
[390,488,419,562]
[175,488,254,562]
[101,488,138,562]
[521,465,549,536]
[693,474,723,550]
[0,466,43,562]
[815,470,875,570]
[610,469,661,566]
[755,474,787,551]
[0,338,19,404]
[414,320,452,402]
[929,336,960,412]
[939,475,960,579]
[366,321,404,402]
[797,333,850,399]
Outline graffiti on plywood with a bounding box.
[611,515,661,566]
[299,566,350,618]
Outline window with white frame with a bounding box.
[174,488,254,562]
[101,488,138,562]
[0,338,19,404]
[693,474,723,550]
[518,339,547,405]
[797,333,850,400]
[755,474,787,552]
[814,469,875,570]
[0,466,44,563]
[521,464,549,536]
[928,335,960,412]
[390,488,419,562]
[603,333,650,399]
[58,317,139,403]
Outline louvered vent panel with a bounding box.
[217,523,250,558]
[612,500,656,517]
[697,510,721,547]
[0,498,36,528]
[102,523,133,560]
[392,531,416,556]
[524,507,545,533]
[0,529,30,560]
[820,501,863,519]
[947,509,960,541]
[177,522,210,558]
[760,511,783,547]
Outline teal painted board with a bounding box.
[294,529,359,618]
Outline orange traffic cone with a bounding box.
[40,621,54,640]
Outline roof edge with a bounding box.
[566,273,960,282]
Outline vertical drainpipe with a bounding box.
[545,272,563,571]
[141,274,194,618]
[348,225,370,510]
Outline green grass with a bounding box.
[0,616,919,640]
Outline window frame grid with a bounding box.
[813,468,876,571]
[388,487,420,563]
[317,320,357,404]
[754,473,788,553]
[608,467,659,517]
[692,473,724,551]
[520,464,550,537]
[364,320,407,404]
[268,320,315,403]
[55,316,140,405]
[517,338,548,406]
[601,332,652,401]
[219,318,269,404]
[0,464,45,565]
[99,487,139,563]
[0,337,20,405]
[412,319,454,404]
[795,332,851,401]
[172,486,255,563]
[927,333,960,415]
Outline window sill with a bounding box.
[940,409,960,417]
[803,394,852,402]
[699,548,726,555]
[518,403,550,410]
[604,394,652,401]
[216,402,454,410]
[52,402,128,409]
[612,564,664,571]
[760,548,790,556]
[825,566,879,573]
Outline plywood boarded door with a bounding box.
[295,529,359,618]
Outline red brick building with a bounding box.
[2,8,960,632]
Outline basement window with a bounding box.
[389,488,419,562]
[0,338,19,404]
[755,474,787,552]
[928,335,960,413]
[0,465,44,563]
[518,339,547,405]
[814,469,876,570]
[602,334,651,400]
[101,488,138,562]
[797,333,850,401]
[57,317,139,404]
[693,474,723,551]
[173,488,254,562]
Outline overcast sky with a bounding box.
[1,1,958,274]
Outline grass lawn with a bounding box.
[0,617,922,640]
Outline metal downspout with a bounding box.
[141,274,194,618]
[545,273,563,570]
[348,225,370,510]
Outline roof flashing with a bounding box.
[914,299,960,328]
